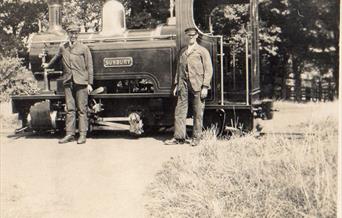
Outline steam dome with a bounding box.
[100,0,126,36]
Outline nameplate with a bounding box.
[104,57,133,68]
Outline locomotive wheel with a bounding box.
[203,109,225,136]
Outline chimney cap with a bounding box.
[48,0,63,5]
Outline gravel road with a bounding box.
[1,131,194,218]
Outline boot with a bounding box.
[58,135,75,144]
[77,135,87,144]
[164,138,185,145]
[190,138,200,147]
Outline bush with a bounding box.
[0,101,19,130]
[0,56,39,102]
[145,104,338,217]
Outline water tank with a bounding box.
[100,0,126,36]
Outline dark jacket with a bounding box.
[175,43,213,92]
[48,41,93,85]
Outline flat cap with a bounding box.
[66,24,81,33]
[184,27,198,35]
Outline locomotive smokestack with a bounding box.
[47,0,64,34]
[167,0,176,25]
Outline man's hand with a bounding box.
[41,63,49,69]
[87,84,93,94]
[173,85,178,96]
[201,86,208,99]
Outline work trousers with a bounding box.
[64,82,88,136]
[174,79,205,140]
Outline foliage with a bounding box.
[0,0,47,56]
[0,0,339,97]
[59,0,169,31]
[0,56,40,102]
[210,3,281,57]
[200,0,339,98]
[60,0,105,32]
[0,101,19,130]
[125,0,169,28]
[259,0,339,98]
[145,102,338,217]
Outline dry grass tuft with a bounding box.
[0,102,19,131]
[145,102,338,218]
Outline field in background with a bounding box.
[145,101,339,217]
[262,100,339,134]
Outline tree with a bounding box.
[0,0,47,56]
[1,0,339,98]
[60,0,169,30]
[61,0,105,32]
[259,0,339,99]
[126,0,169,28]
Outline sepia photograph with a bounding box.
[0,0,340,217]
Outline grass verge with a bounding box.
[145,102,338,217]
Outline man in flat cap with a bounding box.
[165,27,213,146]
[42,24,93,144]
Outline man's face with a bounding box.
[68,31,79,43]
[186,32,198,45]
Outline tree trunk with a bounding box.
[333,53,339,97]
[282,54,293,100]
[333,27,339,97]
[292,56,302,101]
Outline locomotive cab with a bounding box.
[177,0,264,133]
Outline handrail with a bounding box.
[205,35,225,105]
[30,34,176,45]
[219,36,224,106]
[245,36,249,105]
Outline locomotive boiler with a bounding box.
[11,0,271,135]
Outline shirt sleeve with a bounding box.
[84,45,94,85]
[201,47,213,88]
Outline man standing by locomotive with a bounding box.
[42,24,93,144]
[165,27,213,146]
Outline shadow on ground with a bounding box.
[6,129,174,142]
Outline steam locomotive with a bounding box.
[11,0,271,135]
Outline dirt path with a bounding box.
[1,101,338,218]
[0,131,194,218]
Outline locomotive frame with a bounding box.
[11,0,271,135]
